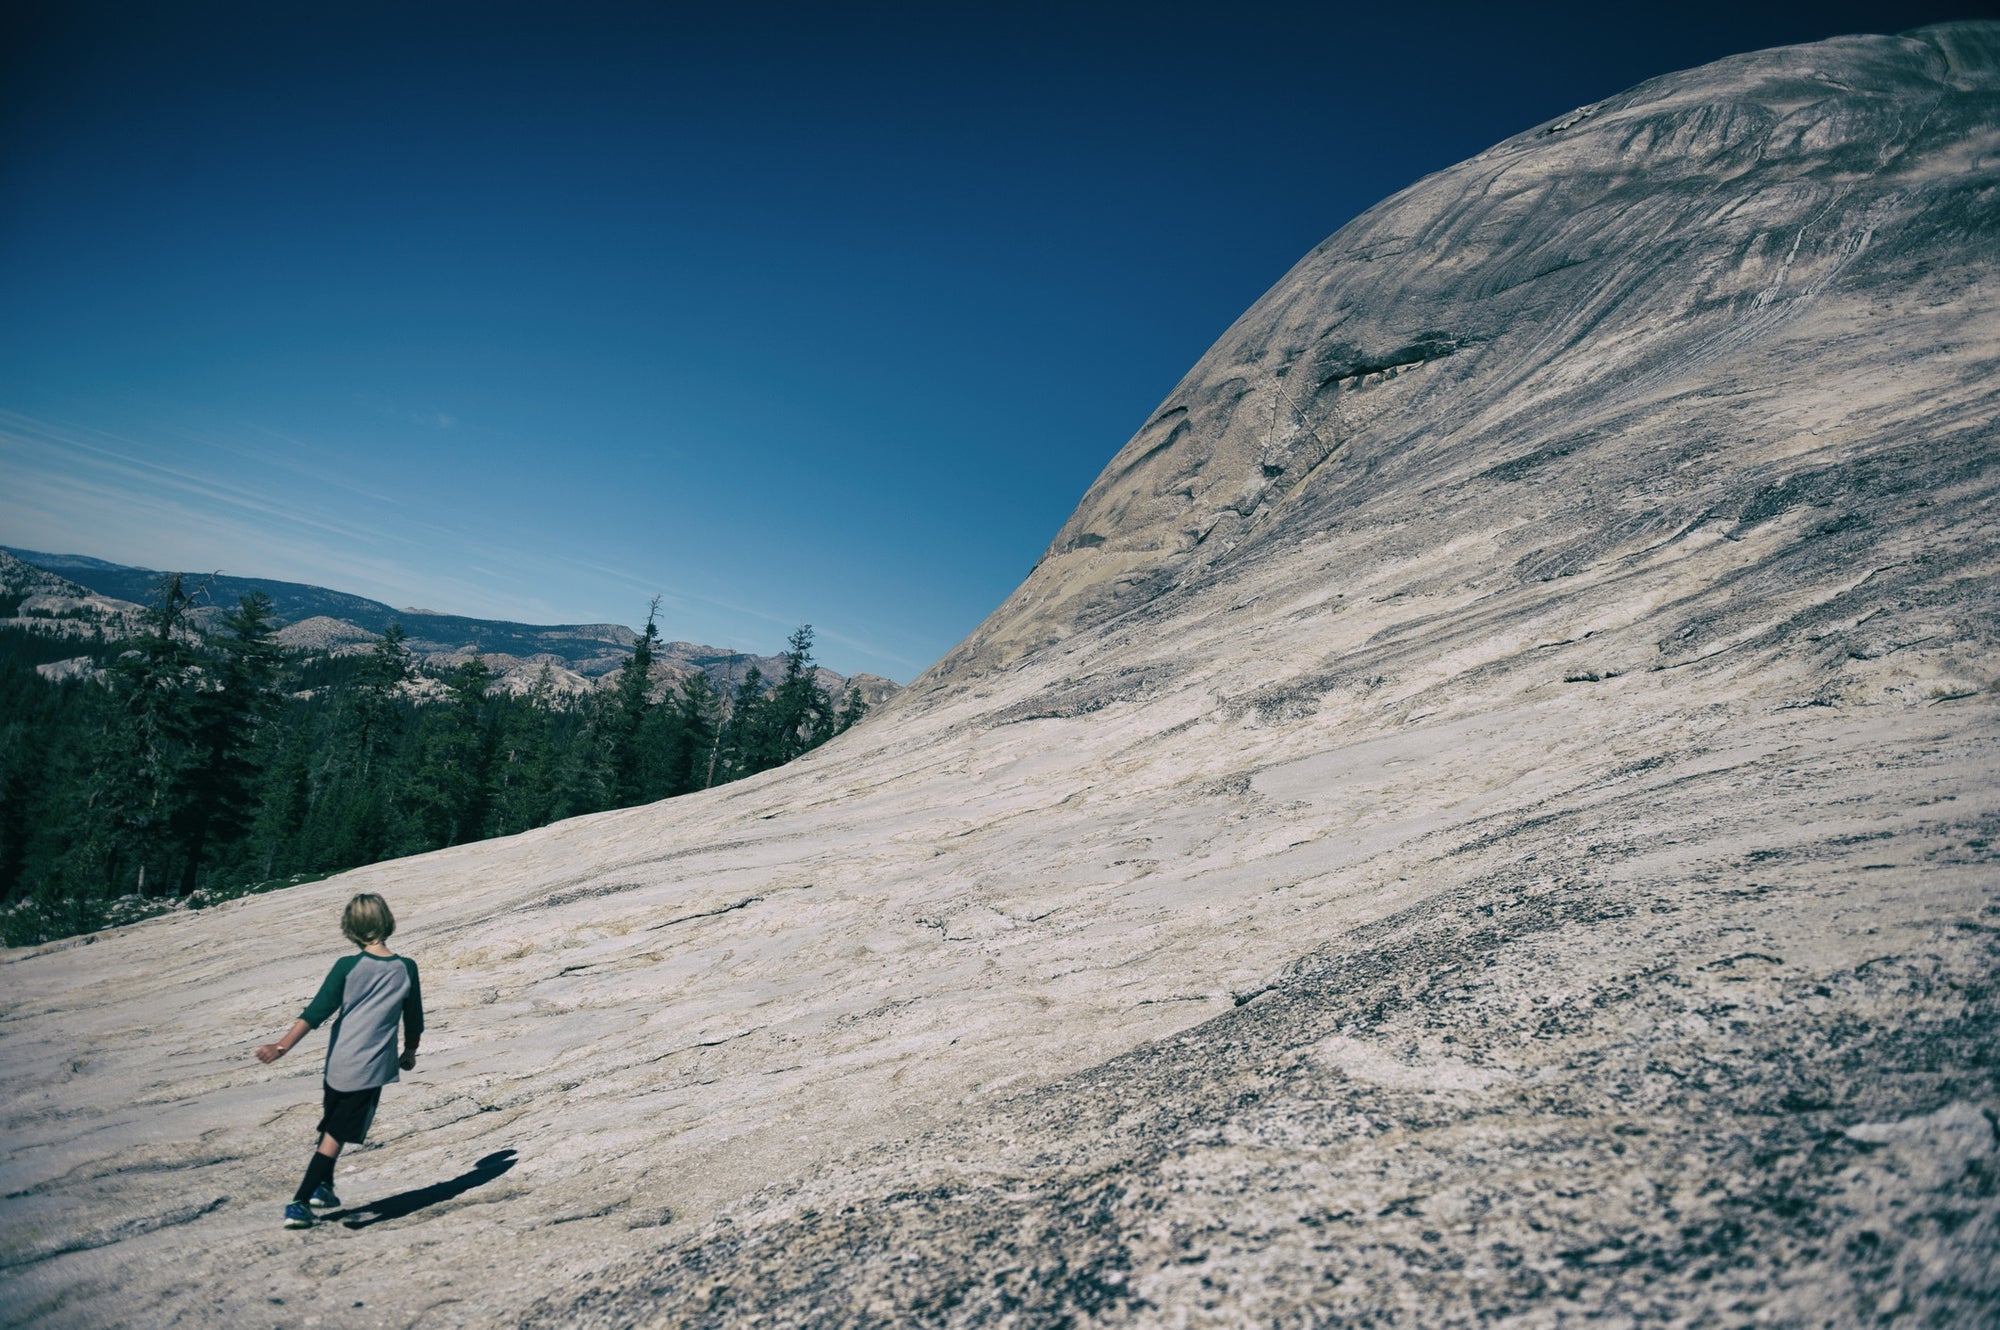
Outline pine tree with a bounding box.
[0,642,92,906]
[250,725,312,881]
[309,622,412,870]
[174,592,282,894]
[352,622,411,779]
[0,739,35,901]
[666,670,723,794]
[92,573,201,897]
[718,663,767,780]
[406,655,495,849]
[493,663,559,834]
[765,625,832,765]
[834,681,870,734]
[547,712,606,821]
[599,600,661,808]
[633,691,683,803]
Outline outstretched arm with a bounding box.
[258,958,352,1064]
[256,1018,311,1064]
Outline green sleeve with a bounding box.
[401,956,425,1042]
[300,955,358,1028]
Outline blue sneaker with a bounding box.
[309,1182,340,1209]
[283,1201,314,1229]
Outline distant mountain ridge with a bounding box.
[4,544,632,653]
[0,548,151,643]
[0,546,902,707]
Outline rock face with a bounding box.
[0,550,149,641]
[3,23,1997,1329]
[272,614,383,653]
[931,21,1999,686]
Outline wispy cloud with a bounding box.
[1,408,658,622]
[0,404,927,677]
[537,549,918,663]
[0,410,488,603]
[378,404,462,432]
[0,411,402,549]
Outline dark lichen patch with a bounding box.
[1728,437,1992,532]
[1221,667,1368,727]
[985,662,1182,726]
[1479,437,1589,483]
[1311,333,1464,393]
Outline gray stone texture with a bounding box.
[2,22,1996,1329]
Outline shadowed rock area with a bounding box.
[4,23,1997,1329]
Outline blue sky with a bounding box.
[0,1,1979,679]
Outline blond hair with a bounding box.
[341,893,396,946]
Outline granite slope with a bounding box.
[3,22,1998,1329]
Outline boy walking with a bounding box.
[255,892,424,1229]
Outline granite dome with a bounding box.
[4,23,1997,1328]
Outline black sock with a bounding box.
[294,1151,336,1204]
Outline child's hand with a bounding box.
[255,1043,286,1064]
[399,1049,417,1071]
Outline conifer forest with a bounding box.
[0,578,866,946]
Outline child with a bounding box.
[255,892,424,1229]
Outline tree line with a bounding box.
[0,578,866,945]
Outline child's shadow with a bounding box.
[329,1149,518,1230]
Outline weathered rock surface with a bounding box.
[0,551,149,642]
[273,614,383,653]
[3,23,1997,1329]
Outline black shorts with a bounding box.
[317,1082,382,1145]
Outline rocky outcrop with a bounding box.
[1,23,1995,1329]
[925,21,2000,688]
[447,648,895,710]
[31,656,97,684]
[836,671,903,714]
[0,550,149,641]
[272,614,381,653]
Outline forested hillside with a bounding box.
[0,576,869,946]
[2,546,897,706]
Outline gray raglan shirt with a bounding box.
[300,952,425,1092]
